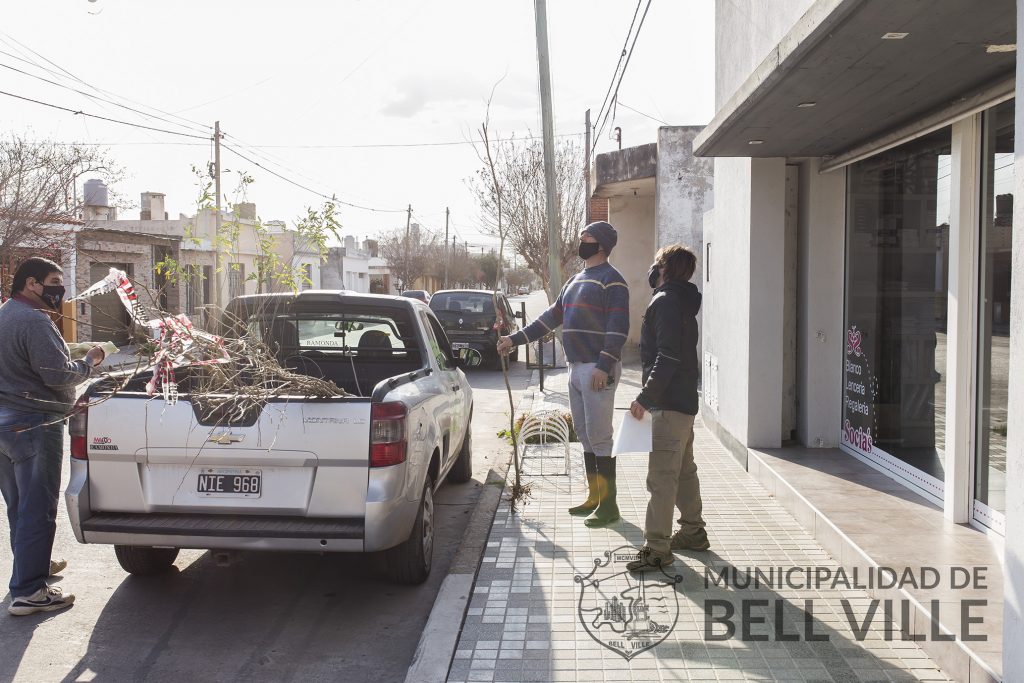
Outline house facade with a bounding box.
[696,0,1021,678]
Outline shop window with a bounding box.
[843,127,952,488]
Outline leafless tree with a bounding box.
[379,226,439,292]
[471,135,585,301]
[471,78,508,290]
[0,136,119,291]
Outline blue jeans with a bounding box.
[0,407,64,598]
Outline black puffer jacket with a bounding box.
[636,280,701,415]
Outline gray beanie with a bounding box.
[583,221,617,255]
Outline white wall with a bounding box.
[714,0,816,109]
[797,159,847,447]
[746,158,788,448]
[1003,3,1024,675]
[608,193,656,348]
[703,157,753,444]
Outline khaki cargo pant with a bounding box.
[644,410,705,555]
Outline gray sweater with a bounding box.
[0,297,96,415]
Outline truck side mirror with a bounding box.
[454,347,483,369]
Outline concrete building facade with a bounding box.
[322,236,372,293]
[697,0,1020,678]
[592,127,713,348]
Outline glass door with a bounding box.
[974,100,1014,534]
[842,127,953,503]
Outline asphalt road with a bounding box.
[0,291,551,683]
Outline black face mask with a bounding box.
[647,264,660,289]
[578,242,601,260]
[40,284,66,311]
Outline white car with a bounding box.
[65,291,479,584]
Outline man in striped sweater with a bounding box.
[497,221,629,527]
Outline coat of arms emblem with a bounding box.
[575,545,683,660]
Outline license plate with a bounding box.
[197,468,261,498]
[451,342,469,350]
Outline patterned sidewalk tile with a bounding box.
[449,369,953,683]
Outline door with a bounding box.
[420,312,464,461]
[88,263,132,346]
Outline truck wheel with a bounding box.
[447,424,473,484]
[385,478,434,585]
[114,545,179,576]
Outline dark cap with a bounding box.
[582,221,618,255]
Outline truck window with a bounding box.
[421,312,454,370]
[251,308,418,361]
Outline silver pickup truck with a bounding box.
[65,291,479,584]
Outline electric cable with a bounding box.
[591,0,643,142]
[0,60,213,138]
[0,89,211,140]
[0,32,211,135]
[592,0,654,155]
[220,142,406,213]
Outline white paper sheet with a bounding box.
[611,411,653,457]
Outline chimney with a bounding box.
[236,202,256,220]
[140,192,166,220]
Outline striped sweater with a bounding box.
[511,261,629,373]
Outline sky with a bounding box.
[1,0,715,251]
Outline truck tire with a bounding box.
[114,545,179,576]
[385,478,434,585]
[447,423,473,484]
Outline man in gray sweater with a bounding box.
[0,257,105,615]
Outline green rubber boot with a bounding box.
[568,452,600,516]
[584,456,620,528]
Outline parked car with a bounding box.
[429,289,521,369]
[65,291,480,585]
[517,286,530,296]
[401,289,430,304]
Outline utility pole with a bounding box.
[534,0,562,303]
[585,109,592,224]
[213,120,223,316]
[444,207,450,289]
[403,204,412,292]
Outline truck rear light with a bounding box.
[370,401,407,467]
[69,394,89,460]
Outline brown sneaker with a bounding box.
[670,528,710,551]
[626,546,674,572]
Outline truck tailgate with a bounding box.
[86,395,372,517]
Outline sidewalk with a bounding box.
[447,364,952,683]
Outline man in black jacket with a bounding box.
[626,245,709,573]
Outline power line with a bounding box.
[0,32,211,135]
[0,88,211,140]
[591,0,643,141]
[219,142,406,213]
[240,132,584,149]
[0,60,213,138]
[593,0,654,154]
[616,100,669,126]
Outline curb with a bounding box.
[404,376,537,683]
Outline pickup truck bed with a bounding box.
[66,291,475,584]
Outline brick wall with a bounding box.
[589,197,609,223]
[75,231,181,342]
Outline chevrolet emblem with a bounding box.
[207,432,244,445]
